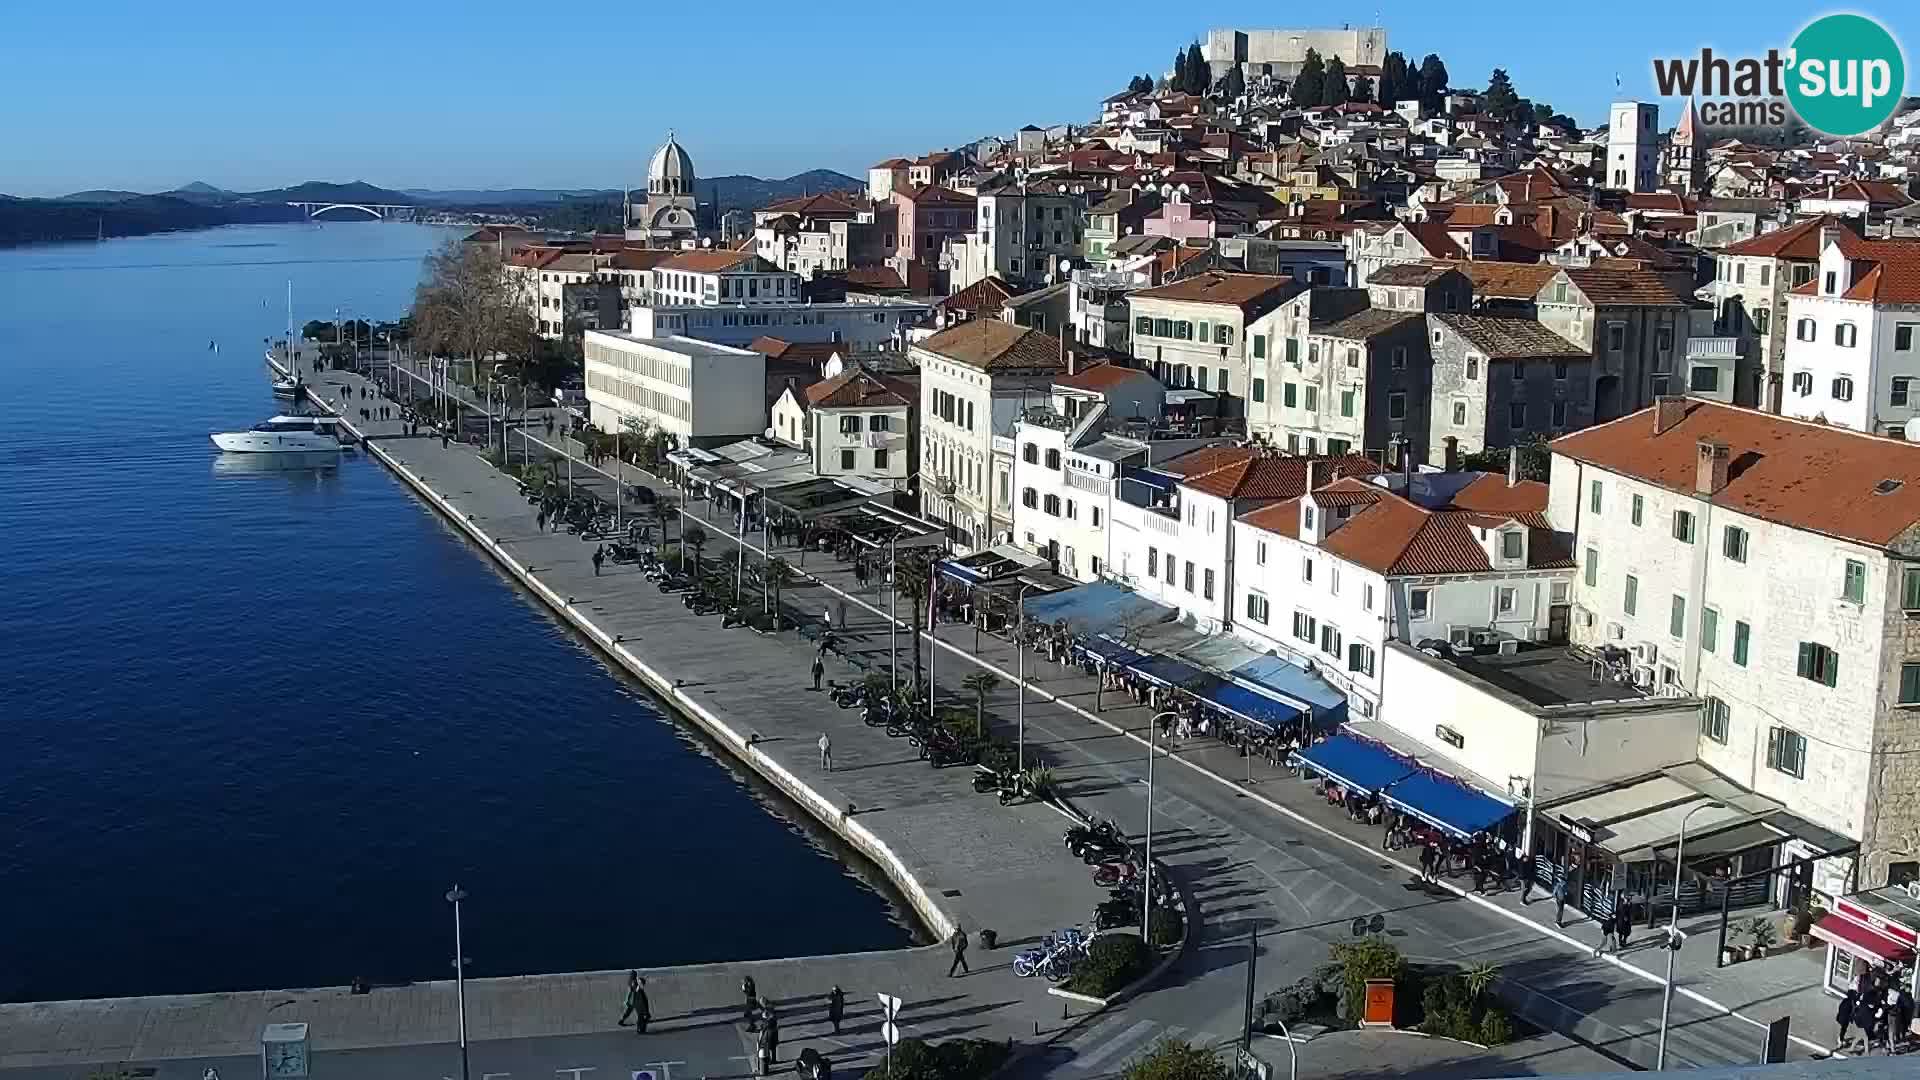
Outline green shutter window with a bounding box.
[1842,559,1866,603]
[1733,621,1750,666]
[1901,663,1920,704]
[1630,494,1643,526]
[1199,320,1211,342]
[1904,567,1920,610]
[1283,383,1297,407]
[1253,334,1267,359]
[1795,642,1812,679]
[1624,574,1638,615]
[1584,548,1597,587]
[1701,608,1719,652]
[1252,378,1266,403]
[1670,595,1687,639]
[1340,389,1355,417]
[1589,480,1603,514]
[1284,338,1299,363]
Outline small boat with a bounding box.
[211,415,345,454]
[271,372,304,400]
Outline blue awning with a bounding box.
[1198,680,1304,729]
[1023,581,1176,639]
[1126,654,1210,689]
[1078,635,1150,667]
[1230,655,1349,726]
[1379,770,1516,840]
[1290,734,1415,796]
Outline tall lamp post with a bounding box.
[1655,800,1725,1069]
[1143,710,1178,934]
[446,885,471,1080]
[1014,582,1039,772]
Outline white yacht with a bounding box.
[210,415,345,454]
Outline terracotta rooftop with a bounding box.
[1431,314,1586,359]
[1318,495,1573,575]
[803,365,917,409]
[917,319,1064,373]
[1560,267,1688,307]
[607,248,678,271]
[1131,271,1299,312]
[657,250,765,273]
[935,276,1018,314]
[1367,263,1465,288]
[758,191,864,217]
[1722,215,1857,259]
[1183,453,1381,500]
[1551,399,1920,548]
[1056,362,1158,393]
[1156,445,1255,478]
[1314,309,1423,342]
[1447,260,1561,300]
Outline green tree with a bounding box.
[1289,48,1325,106]
[1183,41,1207,93]
[1484,68,1522,123]
[894,547,936,693]
[682,523,708,571]
[1350,76,1374,104]
[1172,48,1190,95]
[1121,1039,1232,1080]
[1417,53,1450,111]
[1330,937,1406,1022]
[763,556,794,619]
[1323,56,1351,106]
[1220,65,1245,101]
[1378,50,1410,107]
[961,671,1001,740]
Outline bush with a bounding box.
[1329,937,1405,1022]
[1254,976,1332,1031]
[864,1037,1009,1080]
[1121,1038,1233,1080]
[1064,933,1153,997]
[1147,904,1185,948]
[1477,1007,1516,1045]
[1413,970,1517,1045]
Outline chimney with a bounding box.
[1443,435,1460,472]
[1506,444,1520,487]
[1066,349,1078,376]
[1695,438,1731,495]
[1652,395,1689,435]
[1400,436,1414,493]
[1306,460,1320,493]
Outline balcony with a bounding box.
[1686,336,1743,360]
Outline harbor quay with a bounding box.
[0,356,1131,1079]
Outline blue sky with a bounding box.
[1,1,1914,197]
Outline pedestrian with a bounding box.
[1853,993,1877,1052]
[593,546,606,576]
[441,431,449,449]
[1613,898,1633,951]
[947,925,969,977]
[811,655,825,691]
[1896,986,1913,1049]
[1519,853,1537,904]
[818,732,832,771]
[1836,987,1859,1048]
[1552,874,1569,927]
[742,975,759,1030]
[757,1023,775,1076]
[827,985,845,1034]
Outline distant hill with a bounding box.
[250,180,417,205]
[0,192,299,247]
[56,189,146,203]
[697,170,863,210]
[404,187,610,205]
[175,181,227,195]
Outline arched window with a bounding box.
[1044,448,1062,470]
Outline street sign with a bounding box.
[877,993,903,1021]
[1761,1017,1791,1064]
[634,1071,659,1080]
[1368,914,1385,934]
[882,1022,902,1046]
[1236,1049,1270,1080]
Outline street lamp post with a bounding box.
[1656,800,1725,1069]
[446,885,471,1080]
[888,533,899,697]
[1143,709,1178,934]
[1014,582,1039,772]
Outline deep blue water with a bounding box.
[0,222,908,1003]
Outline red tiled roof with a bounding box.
[803,366,916,409]
[1055,362,1157,392]
[1317,495,1571,576]
[1560,267,1688,307]
[658,250,764,273]
[1721,215,1855,259]
[1238,497,1303,540]
[1131,271,1299,312]
[918,319,1063,373]
[759,191,864,217]
[1551,400,1920,548]
[1183,453,1380,500]
[935,276,1018,314]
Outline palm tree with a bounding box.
[683,523,708,573]
[763,556,794,619]
[895,548,935,692]
[962,672,1001,741]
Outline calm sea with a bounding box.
[0,222,908,1003]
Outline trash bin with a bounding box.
[979,928,998,950]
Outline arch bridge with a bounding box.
[288,202,417,221]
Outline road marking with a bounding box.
[1070,1019,1160,1072]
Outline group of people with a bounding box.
[617,971,848,1076]
[1836,966,1916,1054]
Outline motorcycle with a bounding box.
[1091,858,1139,888]
[829,683,866,709]
[1067,819,1124,861]
[972,765,1007,794]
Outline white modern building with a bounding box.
[1549,397,1920,885]
[582,330,767,448]
[1779,228,1920,436]
[1604,102,1659,194]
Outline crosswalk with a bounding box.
[1056,1015,1235,1076]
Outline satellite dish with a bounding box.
[1905,417,1920,442]
[1058,256,1073,273]
[765,426,777,440]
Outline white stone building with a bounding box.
[1779,228,1920,436]
[1550,397,1920,883]
[1230,469,1575,720]
[768,365,916,489]
[1604,102,1658,194]
[912,320,1065,552]
[1128,272,1302,417]
[582,331,767,448]
[948,184,1082,292]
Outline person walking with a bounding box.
[818,732,832,771]
[1595,902,1617,957]
[827,985,845,1034]
[1552,873,1569,927]
[757,1022,775,1076]
[760,1003,780,1066]
[592,545,606,576]
[1518,853,1537,904]
[618,971,644,1030]
[811,655,825,692]
[947,926,970,977]
[1836,987,1859,1048]
[1613,897,1634,951]
[1852,993,1877,1054]
[742,975,759,1031]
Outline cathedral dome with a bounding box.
[648,132,695,196]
